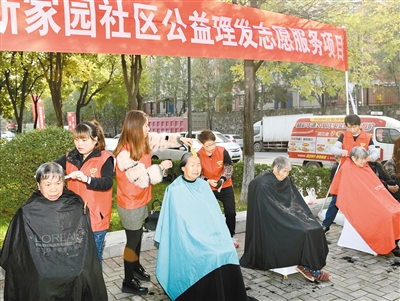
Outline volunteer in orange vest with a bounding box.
[331,114,379,165]
[323,114,379,233]
[197,129,239,248]
[55,120,114,269]
[113,110,192,296]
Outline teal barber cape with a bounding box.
[154,176,239,300]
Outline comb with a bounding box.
[190,146,198,158]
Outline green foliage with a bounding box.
[0,127,74,218]
[290,166,330,198]
[232,161,330,198]
[1,155,331,246]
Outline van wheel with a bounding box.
[305,161,321,168]
[254,142,263,152]
[152,155,159,160]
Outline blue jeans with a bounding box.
[93,230,107,269]
[322,195,338,227]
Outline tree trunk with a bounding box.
[121,55,142,111]
[4,69,28,133]
[39,53,64,127]
[240,60,256,204]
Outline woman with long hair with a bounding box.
[113,110,192,295]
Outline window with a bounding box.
[375,128,400,144]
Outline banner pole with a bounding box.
[318,161,340,215]
[345,71,349,115]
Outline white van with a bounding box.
[288,115,400,168]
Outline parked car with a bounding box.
[180,131,242,163]
[151,140,202,161]
[105,134,196,161]
[105,134,120,152]
[224,134,243,148]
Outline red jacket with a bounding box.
[66,151,113,232]
[198,146,232,190]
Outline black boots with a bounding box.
[122,264,150,295]
[134,264,151,281]
[122,277,148,295]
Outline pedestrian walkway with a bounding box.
[1,223,399,300]
[102,223,399,301]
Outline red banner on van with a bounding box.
[288,115,400,167]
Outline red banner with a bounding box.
[67,112,76,131]
[0,1,347,71]
[31,96,45,129]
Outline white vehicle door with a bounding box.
[373,127,400,161]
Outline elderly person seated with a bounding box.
[383,136,400,201]
[154,152,256,301]
[331,147,400,256]
[240,156,331,282]
[0,162,107,301]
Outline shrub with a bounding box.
[231,161,330,198]
[0,127,74,218]
[290,166,330,198]
[1,151,331,246]
[168,159,330,198]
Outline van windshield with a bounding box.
[253,126,260,136]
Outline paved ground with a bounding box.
[1,223,399,301]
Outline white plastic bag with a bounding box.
[304,187,317,205]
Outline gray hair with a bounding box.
[179,152,201,172]
[35,162,64,184]
[272,156,292,172]
[350,147,368,160]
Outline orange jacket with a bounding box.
[66,151,113,232]
[198,146,233,190]
[116,147,152,210]
[341,129,371,165]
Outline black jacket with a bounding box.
[56,148,114,191]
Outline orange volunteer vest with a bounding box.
[340,129,371,165]
[66,150,113,232]
[198,145,233,191]
[115,146,152,210]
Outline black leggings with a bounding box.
[123,228,143,281]
[213,186,236,237]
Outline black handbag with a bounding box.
[144,199,162,231]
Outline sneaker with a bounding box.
[322,226,330,233]
[233,237,239,248]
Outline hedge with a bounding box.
[0,127,74,217]
[160,160,331,199]
[0,131,331,219]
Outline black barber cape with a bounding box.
[0,189,107,301]
[240,170,328,271]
